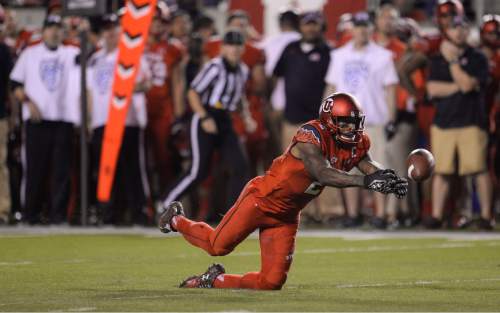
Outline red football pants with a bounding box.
[146,114,173,190]
[173,186,298,290]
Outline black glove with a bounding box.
[363,169,398,194]
[364,169,409,198]
[393,177,409,199]
[384,121,397,141]
[383,169,409,198]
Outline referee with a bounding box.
[162,30,254,215]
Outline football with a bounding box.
[407,149,435,182]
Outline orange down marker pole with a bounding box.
[97,0,157,202]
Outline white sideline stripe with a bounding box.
[0,259,88,266]
[110,295,164,300]
[0,261,33,266]
[336,277,500,289]
[162,114,201,208]
[67,307,96,312]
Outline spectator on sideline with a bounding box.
[10,15,79,224]
[273,11,333,223]
[373,4,418,228]
[324,12,399,229]
[259,9,300,157]
[426,16,493,230]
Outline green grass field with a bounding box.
[1,229,500,312]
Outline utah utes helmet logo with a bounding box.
[320,98,333,114]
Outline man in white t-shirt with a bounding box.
[324,12,399,229]
[88,14,151,225]
[258,9,300,156]
[10,15,80,224]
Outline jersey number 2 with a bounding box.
[304,182,323,195]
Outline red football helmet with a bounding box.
[481,14,500,49]
[319,92,365,144]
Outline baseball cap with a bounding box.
[99,13,119,31]
[223,30,245,45]
[352,11,372,27]
[43,14,62,28]
[300,11,324,25]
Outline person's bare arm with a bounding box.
[187,88,217,133]
[292,142,365,188]
[356,154,384,175]
[292,141,408,196]
[397,52,427,97]
[251,63,266,96]
[384,83,397,122]
[449,62,479,93]
[11,84,42,121]
[171,60,186,117]
[426,81,460,98]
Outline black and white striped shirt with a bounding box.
[191,57,249,111]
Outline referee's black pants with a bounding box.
[23,120,74,224]
[162,109,250,214]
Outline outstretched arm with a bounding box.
[292,142,408,198]
[292,142,365,188]
[356,154,384,175]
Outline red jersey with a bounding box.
[484,48,500,112]
[249,120,370,219]
[373,33,407,61]
[144,39,184,117]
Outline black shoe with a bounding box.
[342,215,363,228]
[477,218,494,231]
[456,216,473,229]
[179,263,226,288]
[158,201,185,233]
[424,217,442,229]
[370,217,387,230]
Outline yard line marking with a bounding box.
[0,259,89,267]
[336,277,500,289]
[67,307,96,312]
[0,261,33,266]
[110,295,164,300]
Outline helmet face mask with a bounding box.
[332,115,365,144]
[319,92,365,145]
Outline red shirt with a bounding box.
[144,39,184,117]
[484,48,500,112]
[373,33,406,61]
[249,120,370,219]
